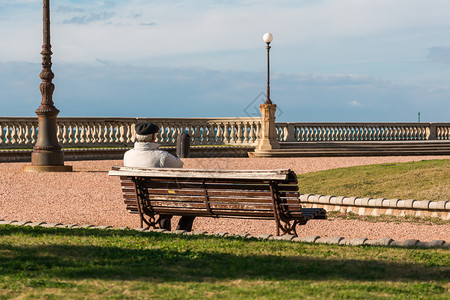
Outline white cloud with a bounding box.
[349,100,362,107]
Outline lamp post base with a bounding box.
[23,165,73,173]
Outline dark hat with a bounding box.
[135,122,159,135]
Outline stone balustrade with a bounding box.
[0,117,261,149]
[276,122,450,142]
[2,118,449,149]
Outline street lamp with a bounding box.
[263,32,273,105]
[23,0,72,172]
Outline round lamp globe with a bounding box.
[263,32,273,44]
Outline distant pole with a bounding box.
[23,0,72,172]
[263,33,273,104]
[418,112,421,123]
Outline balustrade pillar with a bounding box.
[254,104,280,151]
[428,124,437,140]
[285,123,297,142]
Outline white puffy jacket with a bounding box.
[123,142,183,168]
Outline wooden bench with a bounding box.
[109,166,326,236]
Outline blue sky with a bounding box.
[0,0,449,122]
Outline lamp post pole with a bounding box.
[23,0,72,172]
[264,33,273,104]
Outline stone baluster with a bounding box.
[309,127,314,141]
[236,122,243,143]
[405,126,411,140]
[23,123,31,147]
[118,123,125,144]
[242,122,249,144]
[168,124,176,144]
[375,126,381,140]
[320,126,325,141]
[414,126,419,140]
[4,124,11,145]
[212,123,218,144]
[67,122,74,146]
[86,122,92,144]
[86,122,94,145]
[231,122,238,144]
[10,125,17,145]
[206,124,212,144]
[60,122,67,145]
[340,126,345,141]
[199,125,205,144]
[126,122,134,144]
[318,126,324,141]
[79,123,86,145]
[355,126,361,141]
[158,124,165,144]
[223,123,229,144]
[398,126,404,140]
[301,126,307,141]
[247,122,253,143]
[112,123,119,145]
[102,122,109,144]
[193,123,200,145]
[92,122,100,146]
[338,126,344,141]
[73,122,80,144]
[381,126,388,141]
[16,124,24,145]
[107,123,114,144]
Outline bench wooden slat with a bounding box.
[138,181,299,192]
[113,167,297,181]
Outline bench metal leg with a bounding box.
[269,182,309,236]
[133,177,158,229]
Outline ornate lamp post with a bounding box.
[253,32,280,154]
[23,0,72,172]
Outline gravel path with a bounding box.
[1,155,449,242]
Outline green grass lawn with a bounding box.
[298,159,450,201]
[0,225,449,299]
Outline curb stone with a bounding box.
[364,238,394,246]
[340,237,368,246]
[390,239,419,247]
[184,231,208,236]
[294,235,320,243]
[271,234,295,241]
[0,219,447,248]
[256,234,273,240]
[316,236,344,244]
[10,221,32,226]
[40,223,63,228]
[301,194,450,220]
[80,224,95,229]
[24,222,47,227]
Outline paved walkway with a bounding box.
[1,156,449,241]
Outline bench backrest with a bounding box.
[109,166,301,219]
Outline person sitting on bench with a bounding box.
[123,121,195,231]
